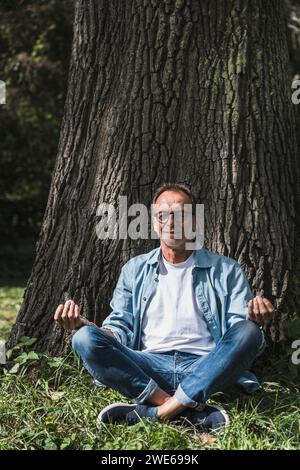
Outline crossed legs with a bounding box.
[72,320,264,420]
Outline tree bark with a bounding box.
[8,0,299,355]
[283,0,300,344]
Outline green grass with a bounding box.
[0,286,25,340]
[0,286,299,450]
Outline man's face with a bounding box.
[152,190,196,250]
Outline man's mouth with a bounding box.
[162,231,182,237]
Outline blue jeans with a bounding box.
[72,320,264,410]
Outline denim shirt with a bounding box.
[102,246,266,393]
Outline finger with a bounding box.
[259,296,275,320]
[62,300,71,319]
[74,304,80,319]
[69,302,82,330]
[61,300,72,329]
[68,301,76,330]
[54,304,64,321]
[74,305,82,328]
[253,298,263,325]
[74,305,83,328]
[253,297,259,314]
[68,301,75,318]
[257,296,268,314]
[257,296,270,325]
[262,297,275,313]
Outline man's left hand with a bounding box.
[247,295,275,326]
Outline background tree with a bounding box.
[0,0,73,283]
[7,0,299,356]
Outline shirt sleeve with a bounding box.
[101,261,134,347]
[226,262,254,329]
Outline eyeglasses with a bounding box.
[153,209,194,225]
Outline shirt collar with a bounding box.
[146,246,213,268]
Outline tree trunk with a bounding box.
[284,0,300,342]
[8,0,299,355]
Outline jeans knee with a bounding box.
[232,320,264,352]
[72,325,92,354]
[72,325,110,360]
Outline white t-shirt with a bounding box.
[141,252,216,355]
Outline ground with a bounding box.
[0,286,299,450]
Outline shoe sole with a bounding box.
[97,402,137,425]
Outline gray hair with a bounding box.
[152,183,197,214]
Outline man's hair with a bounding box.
[152,183,197,213]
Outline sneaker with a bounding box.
[180,404,229,431]
[97,402,158,426]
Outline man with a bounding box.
[54,183,274,431]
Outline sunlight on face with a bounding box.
[153,190,195,250]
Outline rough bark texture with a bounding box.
[8,0,299,355]
[284,0,300,342]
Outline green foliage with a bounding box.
[0,0,73,281]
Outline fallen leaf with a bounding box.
[49,391,65,401]
[200,433,216,445]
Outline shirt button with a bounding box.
[143,297,147,301]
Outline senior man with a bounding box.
[54,183,274,431]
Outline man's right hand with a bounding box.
[54,300,89,331]
[54,300,115,336]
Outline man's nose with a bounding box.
[166,213,175,226]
